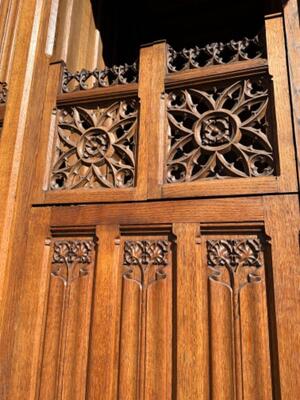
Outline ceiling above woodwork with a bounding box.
[92,0,265,65]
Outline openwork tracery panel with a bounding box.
[62,63,138,93]
[50,98,138,190]
[0,81,7,104]
[166,75,276,183]
[167,35,263,73]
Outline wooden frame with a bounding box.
[12,195,300,399]
[31,57,148,204]
[148,14,298,200]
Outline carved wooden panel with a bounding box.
[202,228,274,399]
[118,232,173,399]
[38,233,97,399]
[166,74,276,183]
[50,99,138,190]
[62,62,138,93]
[167,35,264,73]
[0,81,7,103]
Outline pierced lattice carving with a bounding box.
[52,240,95,286]
[123,240,169,288]
[0,82,7,104]
[50,99,138,190]
[167,35,263,73]
[166,75,275,183]
[62,63,138,93]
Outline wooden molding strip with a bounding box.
[165,58,269,89]
[57,82,139,106]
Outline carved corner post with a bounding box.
[282,0,300,185]
[264,3,298,192]
[0,0,61,398]
[138,41,167,199]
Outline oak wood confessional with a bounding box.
[0,0,299,398]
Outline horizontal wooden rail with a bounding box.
[57,82,139,106]
[165,58,269,89]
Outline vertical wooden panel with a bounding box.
[86,225,120,399]
[38,234,96,399]
[283,0,300,182]
[204,233,273,399]
[118,235,172,399]
[240,280,272,399]
[265,14,298,192]
[118,278,141,400]
[209,281,235,400]
[173,223,209,400]
[0,0,20,82]
[5,208,51,399]
[264,195,300,399]
[145,275,172,399]
[53,0,105,71]
[146,42,167,199]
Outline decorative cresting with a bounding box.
[51,239,95,286]
[166,75,275,182]
[62,62,138,93]
[167,35,263,72]
[207,238,263,318]
[50,99,138,190]
[123,240,169,288]
[0,81,8,103]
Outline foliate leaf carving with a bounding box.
[207,238,263,317]
[123,240,169,288]
[0,82,8,104]
[50,99,138,190]
[166,75,275,182]
[51,240,95,286]
[167,35,263,73]
[62,63,138,93]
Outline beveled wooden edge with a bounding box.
[57,82,139,106]
[165,59,268,89]
[0,104,5,122]
[283,0,300,187]
[35,187,138,205]
[48,196,265,226]
[160,176,280,199]
[265,14,298,193]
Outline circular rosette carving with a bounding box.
[50,100,138,190]
[194,110,240,150]
[166,77,275,182]
[77,128,113,164]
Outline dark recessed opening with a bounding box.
[92,0,265,66]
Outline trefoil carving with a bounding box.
[167,35,263,72]
[62,62,138,93]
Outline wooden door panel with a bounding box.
[38,230,97,400]
[87,226,173,400]
[202,227,273,399]
[20,195,299,399]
